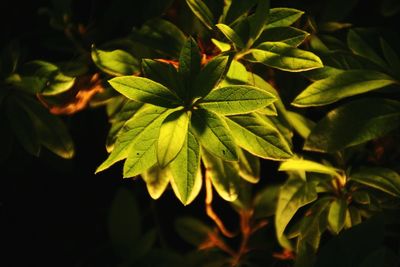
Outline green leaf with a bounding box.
[199,85,276,115]
[142,165,170,199]
[16,60,75,96]
[191,109,238,161]
[238,149,260,183]
[157,110,189,167]
[304,98,400,152]
[211,38,231,52]
[350,167,400,197]
[223,0,257,25]
[327,198,348,234]
[254,184,281,218]
[275,178,317,245]
[219,60,248,87]
[347,29,388,68]
[109,76,180,108]
[185,0,215,30]
[174,217,213,246]
[108,187,141,260]
[179,37,201,98]
[248,0,270,45]
[225,113,293,160]
[123,109,173,178]
[91,46,140,76]
[292,70,397,107]
[266,8,304,29]
[380,38,400,78]
[18,96,74,159]
[96,105,168,173]
[193,56,229,98]
[169,127,201,205]
[6,97,40,156]
[256,27,309,47]
[142,59,183,95]
[216,24,244,49]
[250,42,323,72]
[202,150,241,202]
[286,111,315,139]
[279,158,340,177]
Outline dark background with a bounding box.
[1,0,399,266]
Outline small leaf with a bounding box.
[157,110,189,167]
[191,109,238,161]
[109,76,180,108]
[174,217,213,246]
[350,167,400,197]
[193,56,229,98]
[275,178,317,245]
[286,111,315,139]
[347,29,388,68]
[179,37,201,98]
[199,85,276,115]
[216,24,244,49]
[248,0,270,45]
[250,42,323,72]
[108,187,141,260]
[185,0,215,30]
[380,38,400,78]
[202,150,240,202]
[255,27,309,47]
[304,98,400,152]
[292,70,397,107]
[91,46,140,76]
[238,149,260,183]
[96,106,168,173]
[266,8,304,28]
[142,165,170,199]
[327,198,347,234]
[219,60,248,86]
[169,127,202,205]
[211,38,231,52]
[225,113,293,160]
[279,158,340,177]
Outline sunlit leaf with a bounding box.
[216,24,244,49]
[327,198,348,234]
[174,217,213,246]
[266,8,304,29]
[256,27,309,47]
[279,158,340,177]
[185,0,215,30]
[142,165,170,199]
[91,46,140,76]
[238,149,260,183]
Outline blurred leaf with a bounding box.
[191,109,238,161]
[223,0,256,25]
[381,0,400,17]
[350,167,400,197]
[279,158,340,177]
[238,149,260,183]
[193,56,229,98]
[320,0,359,22]
[255,27,309,47]
[249,42,323,72]
[199,85,276,115]
[157,110,189,167]
[286,111,315,139]
[266,8,304,29]
[352,191,371,205]
[108,187,141,260]
[109,76,180,108]
[185,0,215,30]
[216,24,245,49]
[91,46,140,76]
[319,22,352,32]
[380,38,400,78]
[211,38,231,52]
[169,127,202,205]
[142,165,170,199]
[254,184,281,218]
[202,149,240,202]
[304,98,400,152]
[225,113,293,160]
[174,217,213,246]
[328,198,348,234]
[275,178,317,246]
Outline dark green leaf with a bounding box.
[169,127,202,205]
[292,70,397,107]
[380,38,400,78]
[254,184,281,218]
[256,27,309,47]
[223,0,257,25]
[91,46,140,76]
[266,8,304,29]
[179,37,201,98]
[381,0,400,17]
[216,24,244,49]
[248,0,270,45]
[191,109,238,161]
[250,42,323,72]
[350,167,400,197]
[185,0,215,30]
[199,85,276,115]
[202,150,241,202]
[158,110,189,167]
[174,217,213,246]
[304,98,400,152]
[328,198,348,234]
[225,113,293,160]
[109,76,180,108]
[142,165,170,199]
[193,56,229,98]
